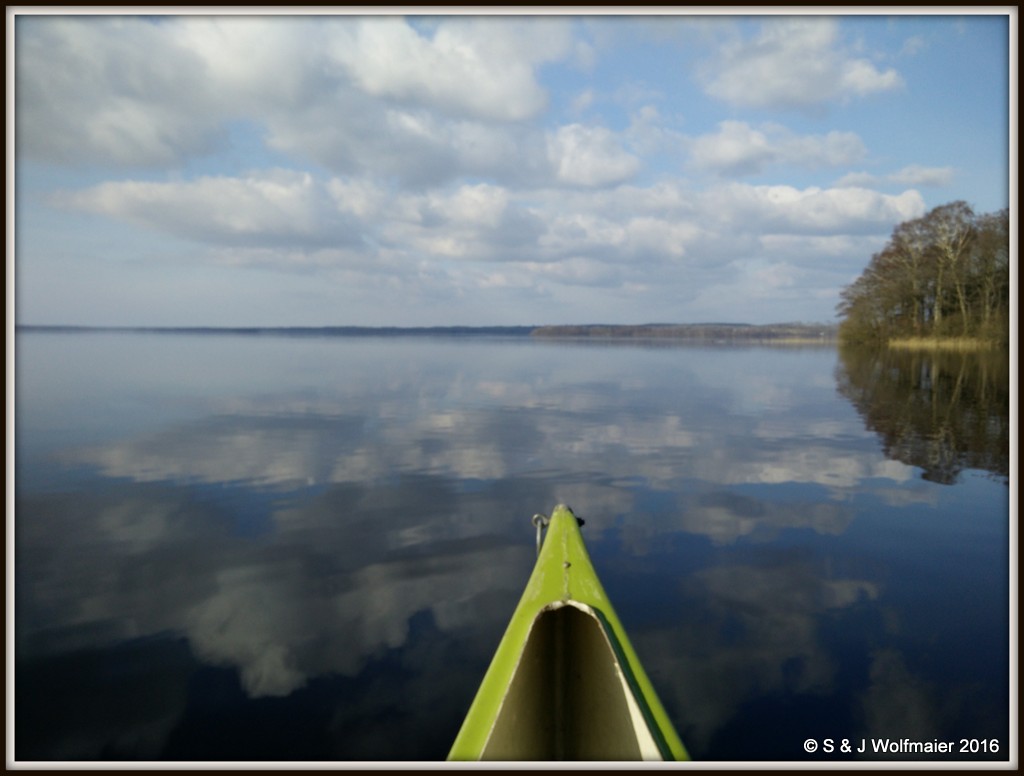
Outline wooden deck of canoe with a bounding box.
[447,504,689,762]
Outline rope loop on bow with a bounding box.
[531,513,549,556]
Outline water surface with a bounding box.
[13,331,1011,762]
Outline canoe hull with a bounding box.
[447,504,688,761]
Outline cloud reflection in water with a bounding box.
[14,334,1007,760]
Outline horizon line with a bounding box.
[14,321,841,332]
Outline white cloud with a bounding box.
[15,15,571,180]
[888,164,955,187]
[624,105,688,160]
[835,171,882,188]
[326,177,389,219]
[785,129,868,167]
[516,257,621,288]
[570,88,596,114]
[533,205,702,268]
[325,17,573,122]
[55,169,365,248]
[700,18,903,109]
[546,124,642,187]
[21,14,993,328]
[265,101,547,187]
[540,212,626,254]
[51,158,922,318]
[16,17,226,166]
[704,183,925,235]
[380,184,545,262]
[575,180,693,218]
[758,233,882,262]
[840,57,903,96]
[900,35,927,57]
[622,217,698,258]
[427,183,511,229]
[835,165,954,189]
[169,16,322,108]
[690,120,775,175]
[689,121,867,176]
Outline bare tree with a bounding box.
[838,202,1008,345]
[925,201,976,335]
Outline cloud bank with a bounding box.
[16,12,1000,326]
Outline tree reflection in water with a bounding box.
[835,346,1009,484]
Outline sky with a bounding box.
[9,9,1015,327]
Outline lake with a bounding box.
[12,330,1012,763]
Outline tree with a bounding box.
[925,201,976,335]
[887,216,933,334]
[970,209,1010,340]
[838,202,1009,345]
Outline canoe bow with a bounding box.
[447,504,689,761]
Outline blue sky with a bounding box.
[10,10,1014,327]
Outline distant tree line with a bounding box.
[531,322,837,342]
[837,201,1010,345]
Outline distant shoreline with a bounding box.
[14,324,538,338]
[531,323,839,342]
[15,322,841,342]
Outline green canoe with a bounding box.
[447,504,689,761]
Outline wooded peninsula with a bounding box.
[837,201,1009,348]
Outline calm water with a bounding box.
[12,331,1011,763]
